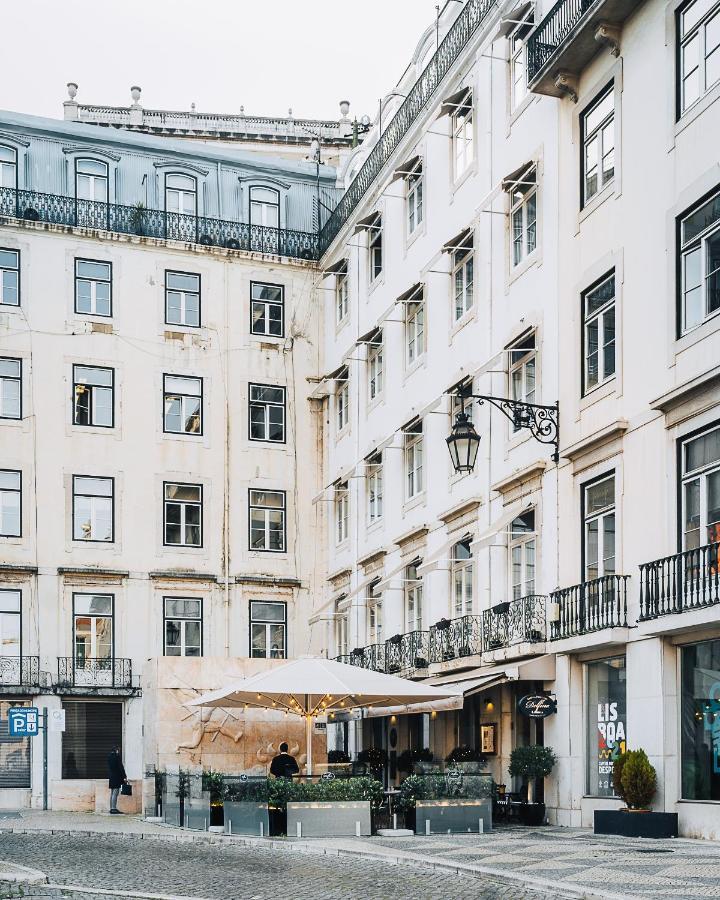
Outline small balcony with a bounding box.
[0,656,42,689]
[482,596,547,651]
[639,542,720,621]
[352,642,387,673]
[428,615,482,664]
[550,575,629,640]
[56,657,134,692]
[527,0,643,97]
[385,631,429,675]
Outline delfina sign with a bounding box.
[518,694,557,718]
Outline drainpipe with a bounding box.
[223,262,231,656]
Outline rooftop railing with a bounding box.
[639,542,720,621]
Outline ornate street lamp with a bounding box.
[446,410,481,473]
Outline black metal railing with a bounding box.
[319,0,495,254]
[550,575,628,639]
[57,656,132,689]
[428,615,482,663]
[0,655,41,687]
[482,596,547,650]
[0,186,319,261]
[385,631,429,674]
[527,0,600,82]
[639,542,720,621]
[356,642,387,673]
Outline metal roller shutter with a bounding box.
[62,701,122,779]
[0,720,30,788]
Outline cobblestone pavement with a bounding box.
[0,832,571,900]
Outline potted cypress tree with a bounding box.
[508,745,556,825]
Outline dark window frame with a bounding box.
[0,247,20,308]
[0,356,22,420]
[248,382,286,444]
[162,373,204,436]
[249,599,287,659]
[72,591,115,664]
[163,596,204,657]
[250,280,285,338]
[71,475,115,544]
[164,172,198,215]
[74,258,113,318]
[0,144,18,191]
[72,364,115,429]
[580,470,616,581]
[248,488,287,553]
[580,270,616,396]
[676,416,720,552]
[0,587,22,658]
[0,468,22,538]
[580,83,615,210]
[249,185,281,229]
[164,269,201,329]
[163,481,203,548]
[676,184,720,337]
[74,157,109,203]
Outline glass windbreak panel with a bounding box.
[586,656,627,797]
[681,639,720,800]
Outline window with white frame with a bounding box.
[679,0,720,114]
[73,365,114,428]
[250,186,280,229]
[73,476,113,542]
[0,470,21,537]
[452,233,474,321]
[165,271,200,327]
[680,188,720,333]
[164,597,202,657]
[0,589,20,658]
[406,160,424,235]
[509,333,536,431]
[681,424,720,550]
[368,215,383,283]
[73,593,112,664]
[509,167,537,267]
[583,272,616,393]
[335,264,349,324]
[335,481,349,545]
[336,368,349,432]
[336,608,349,657]
[250,282,284,337]
[452,539,473,617]
[0,249,19,307]
[404,561,423,632]
[405,295,425,365]
[250,600,286,658]
[164,375,202,435]
[404,420,424,499]
[510,510,536,600]
[75,260,112,317]
[367,331,384,403]
[368,580,383,644]
[0,358,21,420]
[582,86,615,206]
[366,453,383,525]
[510,13,534,110]
[164,482,202,547]
[249,384,285,442]
[0,146,16,189]
[75,159,108,202]
[165,173,197,215]
[583,475,616,581]
[249,489,286,552]
[452,91,474,179]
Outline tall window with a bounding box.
[165,271,201,328]
[510,14,534,110]
[249,384,285,442]
[407,160,424,235]
[250,601,286,658]
[250,282,284,337]
[73,366,114,428]
[0,589,21,659]
[335,482,349,545]
[509,333,536,431]
[163,375,202,435]
[75,159,108,202]
[583,273,616,393]
[0,470,21,537]
[366,454,383,525]
[249,489,286,552]
[0,249,19,307]
[368,215,383,283]
[73,476,113,542]
[335,265,349,324]
[336,368,349,432]
[510,167,537,267]
[582,86,615,206]
[250,186,280,229]
[453,233,474,321]
[404,562,423,632]
[164,482,202,547]
[681,424,720,550]
[0,146,16,189]
[0,358,21,420]
[164,598,202,657]
[681,640,720,801]
[406,296,425,365]
[367,332,384,403]
[587,656,627,797]
[404,420,424,499]
[73,594,113,664]
[510,510,536,600]
[368,581,383,644]
[680,188,720,332]
[452,540,473,617]
[75,260,112,317]
[452,91,474,179]
[336,609,349,657]
[679,0,720,114]
[165,173,197,215]
[583,475,615,580]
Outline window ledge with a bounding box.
[450,307,476,340]
[675,82,720,141]
[406,219,426,251]
[367,273,385,297]
[579,377,617,412]
[366,519,384,536]
[335,316,350,336]
[675,309,720,354]
[403,355,427,382]
[335,424,351,443]
[367,393,385,415]
[579,180,615,225]
[402,492,427,515]
[508,250,539,286]
[508,93,535,130]
[451,160,477,197]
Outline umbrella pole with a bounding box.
[305,714,313,777]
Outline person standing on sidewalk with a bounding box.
[107,744,127,814]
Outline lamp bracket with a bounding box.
[462,392,559,463]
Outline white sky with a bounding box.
[1,0,437,122]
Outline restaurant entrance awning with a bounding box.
[427,653,556,697]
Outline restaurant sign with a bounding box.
[518,694,556,718]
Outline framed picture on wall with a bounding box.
[480,723,497,755]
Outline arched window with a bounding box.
[250,186,280,229]
[0,146,17,190]
[75,159,108,202]
[165,173,197,215]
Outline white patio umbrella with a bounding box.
[187,656,464,775]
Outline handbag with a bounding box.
[120,782,132,797]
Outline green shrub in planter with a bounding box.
[397,748,433,773]
[445,746,486,765]
[619,750,657,810]
[508,745,557,806]
[327,750,351,764]
[267,776,383,812]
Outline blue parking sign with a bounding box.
[8,707,39,737]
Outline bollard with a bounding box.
[296,821,302,838]
[425,819,430,836]
[478,818,484,834]
[205,818,208,832]
[227,821,232,835]
[393,812,397,831]
[260,821,264,837]
[355,820,361,837]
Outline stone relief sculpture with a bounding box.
[256,741,306,767]
[169,688,244,752]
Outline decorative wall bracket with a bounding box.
[554,71,579,103]
[594,22,621,57]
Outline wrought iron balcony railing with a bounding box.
[0,187,319,262]
[639,542,720,621]
[0,655,41,687]
[550,575,629,640]
[428,615,482,663]
[354,642,387,673]
[385,631,429,674]
[482,596,547,650]
[57,656,132,689]
[527,0,600,83]
[319,0,495,254]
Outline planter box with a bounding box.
[224,801,270,837]
[286,800,371,838]
[415,799,492,834]
[594,809,679,839]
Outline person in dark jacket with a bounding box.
[107,744,127,814]
[269,742,299,778]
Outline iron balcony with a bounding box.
[428,615,483,663]
[0,656,42,689]
[56,656,133,690]
[639,541,720,621]
[550,574,629,640]
[482,596,547,650]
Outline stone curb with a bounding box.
[0,860,47,884]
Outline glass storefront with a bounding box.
[681,639,720,801]
[586,656,626,796]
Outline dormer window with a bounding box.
[165,173,197,215]
[75,159,108,203]
[0,146,17,190]
[250,186,280,229]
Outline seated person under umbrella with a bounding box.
[270,742,299,778]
